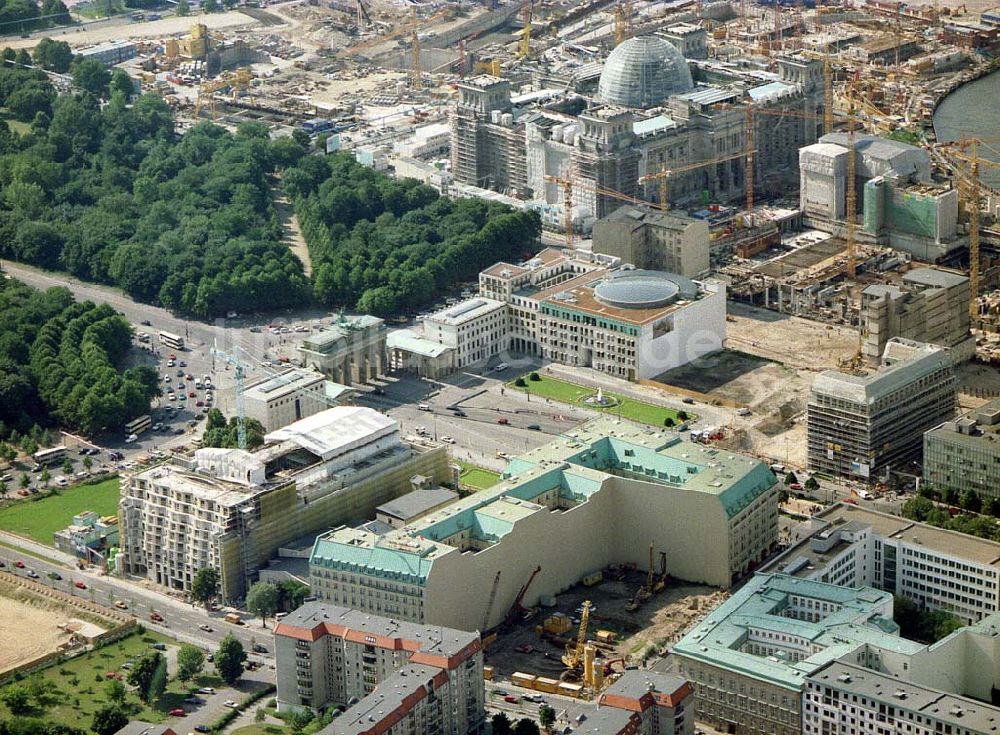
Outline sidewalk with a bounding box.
[0,530,77,565]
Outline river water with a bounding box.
[933,69,1000,189]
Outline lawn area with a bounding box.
[455,460,501,491]
[232,726,289,735]
[0,629,218,728]
[0,477,120,545]
[510,374,690,428]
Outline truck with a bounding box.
[224,613,244,625]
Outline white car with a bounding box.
[197,687,215,695]
[224,700,238,708]
[493,363,508,372]
[125,434,138,444]
[441,436,455,444]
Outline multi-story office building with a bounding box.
[861,268,972,363]
[310,416,778,630]
[671,573,910,735]
[119,407,448,601]
[273,602,484,735]
[592,206,711,278]
[924,397,1000,501]
[243,368,330,432]
[451,39,822,220]
[762,503,1000,624]
[402,249,725,380]
[807,338,957,479]
[804,660,1000,735]
[584,672,695,735]
[422,298,508,368]
[296,315,386,387]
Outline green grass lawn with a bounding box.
[455,460,501,491]
[0,629,219,728]
[232,726,289,735]
[510,375,690,428]
[0,477,120,545]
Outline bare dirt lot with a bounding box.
[0,588,79,674]
[485,570,723,683]
[725,303,859,371]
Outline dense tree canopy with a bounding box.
[0,69,310,318]
[0,276,157,436]
[287,153,541,317]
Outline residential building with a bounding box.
[592,206,711,278]
[78,41,137,67]
[924,397,1000,502]
[243,368,329,432]
[422,298,508,368]
[119,407,448,601]
[581,672,695,735]
[761,502,1000,624]
[310,416,778,630]
[807,338,957,480]
[53,510,119,563]
[804,660,1000,735]
[861,268,973,364]
[273,602,484,735]
[670,573,911,735]
[296,315,386,387]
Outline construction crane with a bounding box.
[505,565,541,627]
[210,342,248,450]
[356,0,372,29]
[845,93,858,278]
[561,600,591,669]
[638,150,750,212]
[544,174,647,248]
[824,54,833,135]
[746,106,755,214]
[410,31,421,90]
[613,2,630,46]
[481,571,502,633]
[519,0,532,59]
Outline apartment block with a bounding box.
[804,660,1000,735]
[924,397,1000,501]
[807,338,957,479]
[243,368,330,432]
[273,602,484,735]
[762,503,1000,624]
[119,407,448,601]
[592,205,711,278]
[861,268,972,363]
[310,416,778,631]
[422,297,508,368]
[584,672,695,735]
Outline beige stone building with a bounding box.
[593,206,710,278]
[119,407,448,601]
[309,417,778,631]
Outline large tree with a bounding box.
[191,566,219,609]
[215,634,246,685]
[246,581,279,626]
[91,704,129,735]
[32,39,73,73]
[177,644,205,681]
[71,58,111,98]
[126,650,163,703]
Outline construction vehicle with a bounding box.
[505,565,541,627]
[561,600,591,670]
[481,571,502,633]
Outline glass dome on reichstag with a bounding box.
[597,35,693,109]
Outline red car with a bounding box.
[188,391,196,398]
[74,581,87,590]
[497,418,510,425]
[168,354,177,361]
[196,400,204,407]
[168,708,185,717]
[504,695,519,704]
[150,612,164,622]
[14,560,25,568]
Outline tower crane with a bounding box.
[411,30,421,90]
[638,150,751,212]
[543,174,647,248]
[519,0,532,59]
[561,600,591,669]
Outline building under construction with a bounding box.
[450,36,824,225]
[806,337,957,480]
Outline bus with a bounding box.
[158,331,185,350]
[33,446,68,466]
[124,415,152,438]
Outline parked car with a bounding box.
[114,600,127,609]
[48,572,62,580]
[151,642,167,650]
[197,687,215,695]
[14,561,24,568]
[441,436,455,444]
[26,570,38,578]
[224,700,238,708]
[252,644,267,653]
[168,708,185,717]
[493,363,508,372]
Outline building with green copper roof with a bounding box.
[309,416,778,631]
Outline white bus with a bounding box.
[124,415,152,437]
[33,446,68,466]
[158,331,185,350]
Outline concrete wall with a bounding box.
[638,283,726,380]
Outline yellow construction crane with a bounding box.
[824,54,833,136]
[638,150,750,212]
[613,1,631,46]
[845,96,858,279]
[561,600,591,669]
[544,174,647,248]
[473,58,502,76]
[519,0,532,59]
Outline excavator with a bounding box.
[625,545,668,611]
